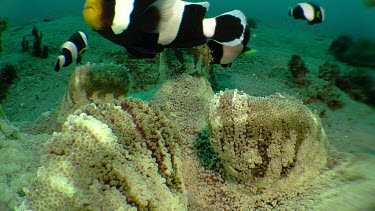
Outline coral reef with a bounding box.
[159,46,215,84]
[207,89,328,193]
[60,62,131,122]
[20,63,131,135]
[21,25,49,58]
[152,75,214,137]
[108,51,160,93]
[0,63,17,102]
[288,54,309,87]
[21,98,187,210]
[0,17,8,52]
[329,35,375,68]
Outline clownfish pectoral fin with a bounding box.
[241,47,257,56]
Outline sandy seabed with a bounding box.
[0,16,374,210]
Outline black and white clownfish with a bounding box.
[289,3,325,25]
[54,31,88,72]
[82,0,250,66]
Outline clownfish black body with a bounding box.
[207,23,251,68]
[82,0,250,66]
[289,3,325,25]
[54,31,88,72]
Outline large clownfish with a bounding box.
[82,0,250,67]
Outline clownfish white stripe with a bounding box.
[298,3,314,21]
[57,55,66,70]
[112,0,135,34]
[320,7,326,21]
[78,31,88,47]
[62,41,78,61]
[158,0,187,45]
[203,18,216,38]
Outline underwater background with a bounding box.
[1,0,375,37]
[0,0,375,210]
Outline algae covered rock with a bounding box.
[207,89,328,193]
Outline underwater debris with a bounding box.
[362,0,375,7]
[0,63,17,102]
[317,60,375,107]
[336,68,375,106]
[286,57,344,110]
[306,82,344,110]
[288,54,309,87]
[318,61,340,85]
[0,17,8,53]
[21,25,49,58]
[329,35,375,68]
[58,62,131,126]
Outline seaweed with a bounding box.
[0,17,9,52]
[288,54,309,87]
[329,35,375,68]
[336,68,375,106]
[21,25,49,58]
[194,129,224,173]
[0,63,17,102]
[247,17,257,29]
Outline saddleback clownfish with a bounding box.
[54,31,88,72]
[82,0,251,67]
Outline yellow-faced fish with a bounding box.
[82,0,250,66]
[54,31,88,72]
[289,3,326,25]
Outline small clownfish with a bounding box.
[54,31,88,72]
[82,0,250,66]
[289,3,326,25]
